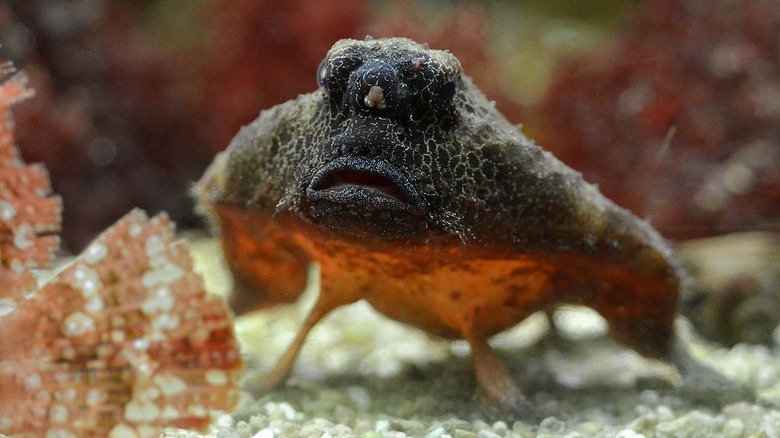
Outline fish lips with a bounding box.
[306,156,429,216]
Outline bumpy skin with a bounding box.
[197,37,719,416]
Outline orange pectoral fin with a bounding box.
[211,204,311,315]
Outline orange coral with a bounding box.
[0,67,61,299]
[0,66,242,437]
[1,210,242,436]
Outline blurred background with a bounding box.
[0,0,777,253]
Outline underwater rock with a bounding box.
[678,232,780,346]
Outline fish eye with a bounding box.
[316,57,328,88]
[320,56,364,100]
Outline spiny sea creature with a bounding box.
[197,37,739,417]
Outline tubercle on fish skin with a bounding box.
[0,67,243,437]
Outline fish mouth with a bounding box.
[307,156,428,215]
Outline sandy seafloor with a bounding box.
[162,238,780,438]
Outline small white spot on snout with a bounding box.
[364,85,387,110]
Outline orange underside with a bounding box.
[213,203,678,358]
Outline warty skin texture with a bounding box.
[196,37,738,418]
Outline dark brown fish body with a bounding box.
[197,37,733,416]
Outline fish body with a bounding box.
[197,37,734,416]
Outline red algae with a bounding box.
[2,0,369,250]
[536,0,780,239]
